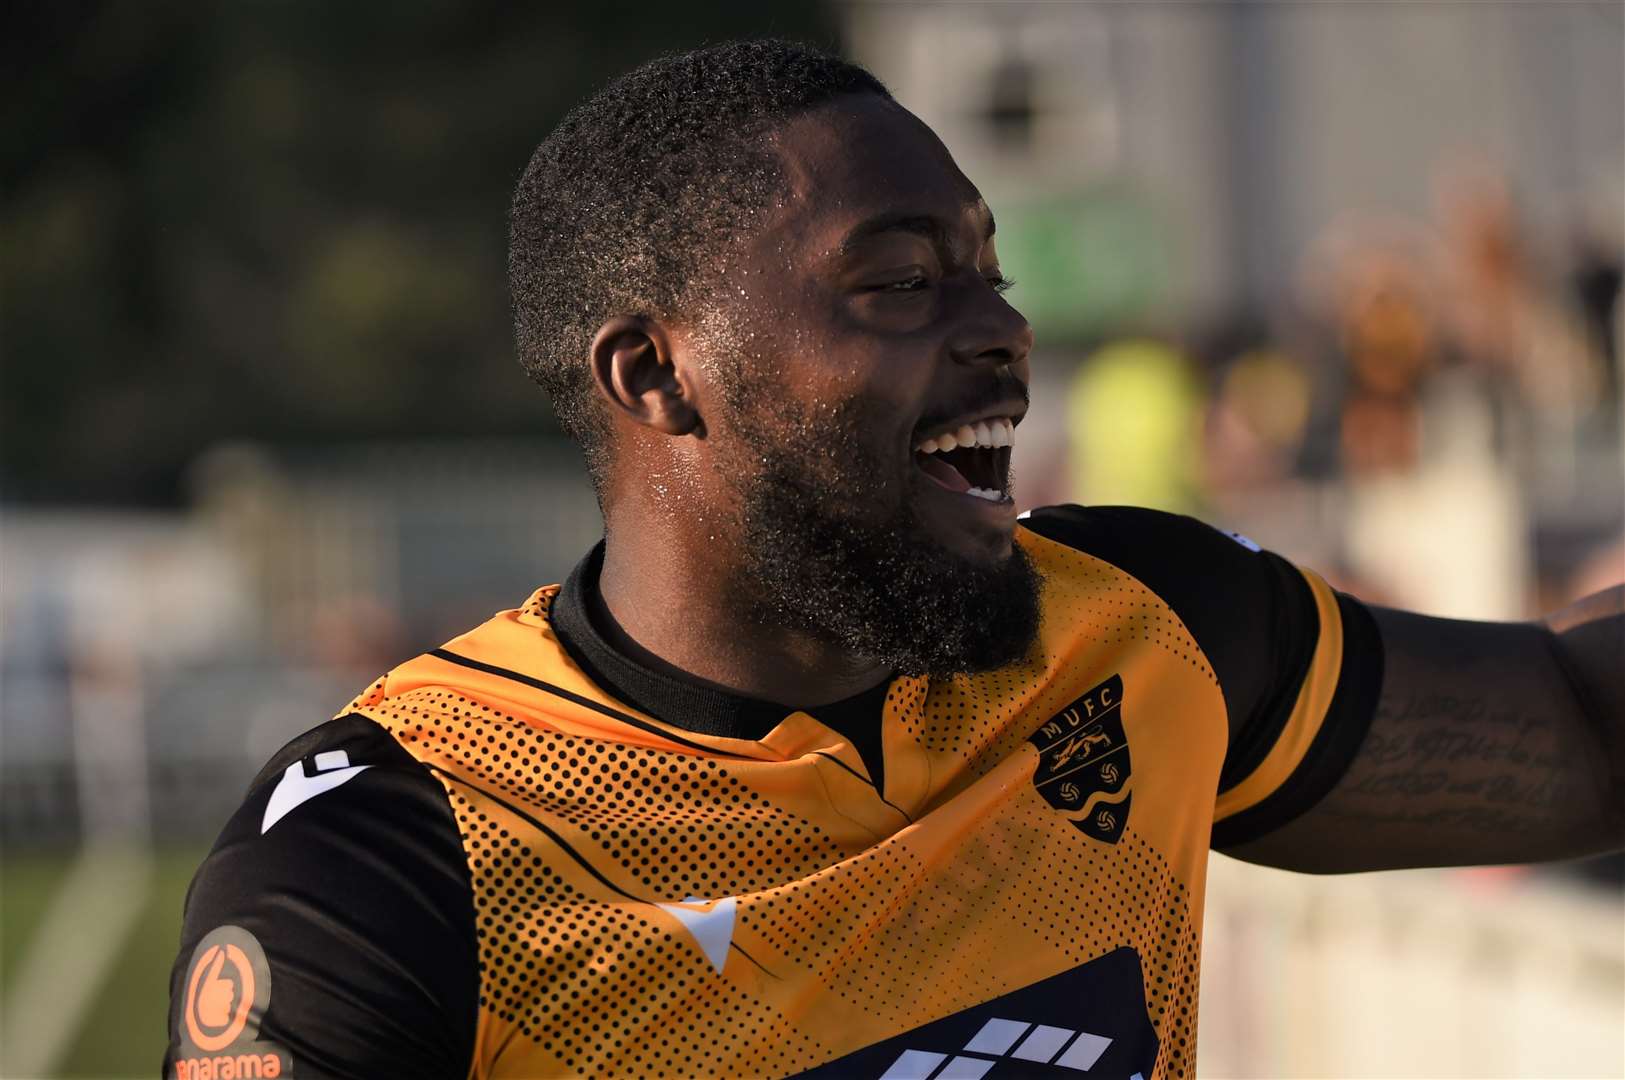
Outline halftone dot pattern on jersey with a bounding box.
[740,839,937,1029]
[1032,535,1216,684]
[915,660,1045,760]
[547,752,841,898]
[1003,814,1202,1080]
[340,676,388,713]
[733,770,1203,1076]
[367,684,848,1074]
[378,687,846,899]
[437,780,822,1077]
[887,676,930,740]
[521,586,557,620]
[762,808,1053,1032]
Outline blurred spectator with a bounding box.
[1333,247,1442,478]
[1065,338,1204,514]
[1569,231,1623,414]
[1433,163,1602,446]
[1201,343,1313,494]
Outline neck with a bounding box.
[596,515,890,708]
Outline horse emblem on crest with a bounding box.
[1026,673,1132,844]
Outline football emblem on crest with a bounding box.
[1026,673,1132,844]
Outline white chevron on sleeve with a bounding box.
[261,750,373,834]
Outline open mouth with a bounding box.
[913,417,1015,504]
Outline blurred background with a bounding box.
[3,2,1621,1077]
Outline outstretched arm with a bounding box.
[1225,586,1624,873]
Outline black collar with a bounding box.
[549,543,891,789]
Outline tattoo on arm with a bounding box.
[1230,598,1622,872]
[1321,687,1608,852]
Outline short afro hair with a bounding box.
[507,39,889,481]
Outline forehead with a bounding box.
[764,95,989,254]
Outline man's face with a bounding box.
[672,94,1042,677]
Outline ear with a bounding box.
[589,316,703,437]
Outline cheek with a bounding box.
[846,294,939,337]
[713,294,937,474]
[819,345,937,435]
[828,297,945,402]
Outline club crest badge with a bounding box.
[1027,673,1132,844]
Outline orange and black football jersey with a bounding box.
[165,505,1382,1079]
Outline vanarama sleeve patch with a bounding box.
[171,925,290,1078]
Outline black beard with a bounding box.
[727,406,1043,679]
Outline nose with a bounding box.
[946,281,1034,374]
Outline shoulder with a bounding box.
[167,714,477,1078]
[1020,504,1344,768]
[233,712,466,871]
[1018,505,1384,847]
[1017,503,1307,651]
[1018,503,1270,577]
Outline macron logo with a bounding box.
[655,896,737,974]
[261,750,371,834]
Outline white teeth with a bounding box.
[965,487,1005,502]
[913,417,1019,453]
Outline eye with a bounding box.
[987,273,1017,294]
[875,274,931,293]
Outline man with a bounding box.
[165,40,1622,1079]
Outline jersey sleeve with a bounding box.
[163,714,478,1080]
[1018,504,1384,849]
